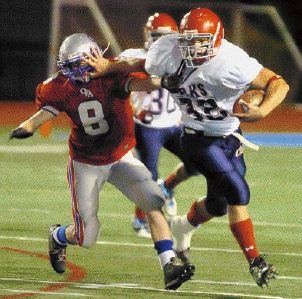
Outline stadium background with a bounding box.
[1,0,302,132]
[1,1,302,298]
[1,0,302,101]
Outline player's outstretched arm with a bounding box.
[9,109,56,139]
[83,48,145,78]
[128,77,162,93]
[128,71,184,93]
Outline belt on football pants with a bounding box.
[184,127,259,150]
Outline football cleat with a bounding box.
[132,218,151,239]
[249,255,278,287]
[158,179,177,217]
[164,257,195,290]
[48,224,67,274]
[170,216,195,263]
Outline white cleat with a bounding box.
[136,227,152,239]
[132,218,152,239]
[163,197,177,218]
[170,216,196,263]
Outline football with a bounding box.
[233,89,265,113]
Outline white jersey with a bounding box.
[119,48,182,128]
[145,34,263,136]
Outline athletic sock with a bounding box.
[53,225,68,246]
[135,206,146,221]
[187,201,203,227]
[154,240,175,268]
[165,174,177,190]
[230,218,260,261]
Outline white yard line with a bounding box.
[0,235,301,259]
[0,144,67,153]
[211,218,302,229]
[0,288,92,297]
[104,213,302,229]
[2,210,301,229]
[0,279,294,299]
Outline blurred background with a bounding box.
[1,0,302,104]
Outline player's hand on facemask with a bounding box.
[232,100,265,122]
[83,47,111,78]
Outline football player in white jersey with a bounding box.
[145,8,289,287]
[119,13,193,238]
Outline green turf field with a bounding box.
[0,128,301,298]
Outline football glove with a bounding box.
[9,127,34,139]
[160,73,182,93]
[160,60,186,93]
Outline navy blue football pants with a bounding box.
[181,130,250,215]
[135,123,186,181]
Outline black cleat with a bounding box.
[48,224,67,274]
[164,257,195,290]
[249,255,278,287]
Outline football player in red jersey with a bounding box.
[9,33,195,290]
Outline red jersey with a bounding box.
[36,73,136,165]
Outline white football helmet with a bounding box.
[57,33,101,83]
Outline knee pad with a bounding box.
[205,197,228,217]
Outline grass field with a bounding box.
[0,127,301,299]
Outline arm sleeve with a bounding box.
[35,80,63,115]
[221,48,263,89]
[145,33,182,76]
[111,72,134,99]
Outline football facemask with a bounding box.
[57,33,103,83]
[58,56,94,83]
[179,33,217,67]
[179,8,224,67]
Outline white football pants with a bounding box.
[67,151,164,248]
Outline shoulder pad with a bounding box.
[145,33,182,76]
[119,48,146,59]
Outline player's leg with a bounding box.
[171,181,228,262]
[159,125,189,216]
[168,134,246,262]
[133,124,163,237]
[169,132,226,260]
[162,125,190,189]
[227,149,277,287]
[108,151,195,290]
[49,158,106,273]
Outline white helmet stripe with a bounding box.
[212,21,221,45]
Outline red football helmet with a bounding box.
[179,8,224,67]
[144,13,178,49]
